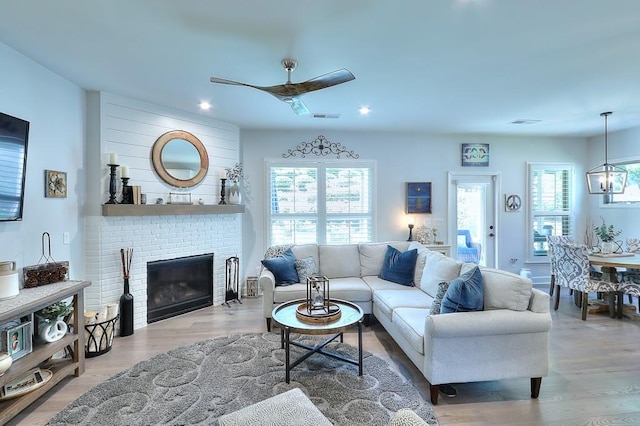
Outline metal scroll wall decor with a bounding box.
[282,135,359,159]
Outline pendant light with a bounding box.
[586,111,627,194]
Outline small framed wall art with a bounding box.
[461,143,489,167]
[406,182,432,214]
[44,170,67,198]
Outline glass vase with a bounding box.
[601,241,613,254]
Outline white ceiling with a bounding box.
[2,0,640,137]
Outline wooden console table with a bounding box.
[0,280,90,425]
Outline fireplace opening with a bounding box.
[147,253,214,323]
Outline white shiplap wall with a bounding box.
[84,92,241,329]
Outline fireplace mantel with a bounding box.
[102,204,245,216]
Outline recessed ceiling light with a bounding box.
[199,101,211,110]
[359,106,370,115]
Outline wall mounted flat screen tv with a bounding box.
[0,112,29,221]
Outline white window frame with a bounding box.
[265,160,376,246]
[526,162,575,263]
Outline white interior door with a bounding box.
[448,173,499,268]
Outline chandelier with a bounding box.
[586,111,627,195]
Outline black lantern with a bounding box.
[306,275,330,314]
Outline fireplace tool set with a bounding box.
[224,256,241,307]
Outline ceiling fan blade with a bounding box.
[297,68,355,94]
[288,97,311,115]
[258,69,355,98]
[209,76,266,90]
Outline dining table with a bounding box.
[588,252,640,318]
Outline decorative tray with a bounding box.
[0,368,52,400]
[591,252,635,258]
[296,302,342,324]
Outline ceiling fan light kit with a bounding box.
[586,111,627,196]
[210,59,355,116]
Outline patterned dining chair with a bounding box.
[554,243,619,320]
[619,238,640,312]
[547,235,575,298]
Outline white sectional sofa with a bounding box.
[259,241,552,404]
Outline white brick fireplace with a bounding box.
[84,91,243,330]
[84,213,241,330]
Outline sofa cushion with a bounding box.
[319,245,361,278]
[272,277,372,304]
[408,241,428,287]
[441,266,484,313]
[460,264,533,311]
[379,246,418,286]
[324,277,373,302]
[261,248,299,286]
[359,241,410,277]
[264,244,293,259]
[430,281,450,315]
[362,276,419,293]
[295,256,318,284]
[420,251,463,297]
[391,307,429,355]
[373,288,432,319]
[273,283,307,303]
[291,244,319,268]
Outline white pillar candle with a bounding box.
[121,166,129,178]
[109,153,118,164]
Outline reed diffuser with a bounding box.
[119,248,134,337]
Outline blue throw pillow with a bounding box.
[378,245,418,286]
[261,248,299,286]
[440,266,484,313]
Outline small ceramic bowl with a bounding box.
[0,352,12,376]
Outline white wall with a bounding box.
[586,126,640,242]
[241,129,588,282]
[0,42,86,280]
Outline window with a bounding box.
[527,163,574,261]
[606,159,640,204]
[268,161,375,245]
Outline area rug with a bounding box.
[48,333,437,425]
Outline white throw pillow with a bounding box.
[460,263,532,311]
[420,251,463,297]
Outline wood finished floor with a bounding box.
[8,288,640,426]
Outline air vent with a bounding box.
[510,119,541,125]
[313,113,341,119]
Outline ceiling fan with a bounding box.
[210,59,355,115]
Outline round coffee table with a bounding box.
[271,299,364,383]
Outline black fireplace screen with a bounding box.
[147,253,214,323]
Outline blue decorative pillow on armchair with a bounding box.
[261,248,299,286]
[441,266,484,313]
[378,245,418,286]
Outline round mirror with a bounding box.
[151,130,209,188]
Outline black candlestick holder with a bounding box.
[121,177,131,204]
[105,164,119,204]
[219,178,227,205]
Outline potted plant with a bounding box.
[36,301,72,343]
[593,219,621,254]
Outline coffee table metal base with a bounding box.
[280,322,363,383]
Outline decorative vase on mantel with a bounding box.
[228,182,242,205]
